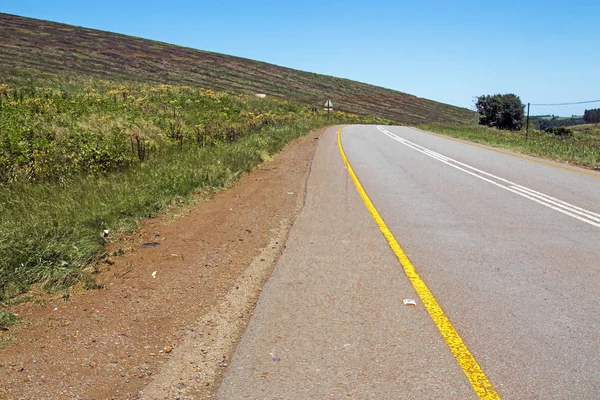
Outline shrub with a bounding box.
[545,127,573,137]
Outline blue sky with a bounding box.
[3,0,600,116]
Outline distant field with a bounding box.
[569,123,600,136]
[0,13,474,125]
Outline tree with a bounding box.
[583,108,600,124]
[476,94,525,131]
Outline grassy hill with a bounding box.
[0,12,474,125]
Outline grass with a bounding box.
[0,12,475,125]
[419,124,600,168]
[0,80,372,184]
[0,310,17,327]
[0,119,343,300]
[0,310,17,348]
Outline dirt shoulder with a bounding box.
[0,127,325,400]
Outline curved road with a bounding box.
[218,125,600,399]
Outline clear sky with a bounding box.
[3,0,599,116]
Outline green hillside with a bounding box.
[0,12,474,125]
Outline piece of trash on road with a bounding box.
[141,242,160,248]
[287,192,294,195]
[151,271,157,279]
[403,299,417,306]
[269,352,280,362]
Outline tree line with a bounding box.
[533,116,584,130]
[583,108,600,124]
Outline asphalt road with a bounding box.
[218,125,600,399]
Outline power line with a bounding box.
[530,99,600,106]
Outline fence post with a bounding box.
[526,102,530,140]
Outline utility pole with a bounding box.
[526,102,530,140]
[472,96,479,126]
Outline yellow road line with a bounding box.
[414,127,600,179]
[337,126,501,399]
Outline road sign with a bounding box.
[324,99,334,119]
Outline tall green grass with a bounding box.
[0,118,334,300]
[0,81,336,184]
[420,124,600,168]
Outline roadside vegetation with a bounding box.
[0,78,381,302]
[419,123,600,168]
[420,93,598,168]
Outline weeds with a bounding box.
[420,124,600,168]
[0,309,16,348]
[0,310,17,328]
[0,82,357,184]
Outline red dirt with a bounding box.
[0,129,323,399]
